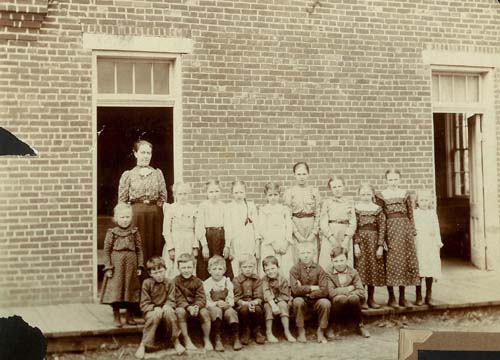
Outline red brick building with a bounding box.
[1,0,500,306]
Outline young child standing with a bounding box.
[135,256,185,359]
[225,180,259,276]
[327,247,370,339]
[101,202,143,327]
[319,176,356,270]
[162,182,198,278]
[174,253,212,351]
[284,162,322,262]
[258,183,294,277]
[414,190,443,306]
[203,255,242,351]
[233,254,266,345]
[374,169,420,308]
[290,242,331,344]
[353,183,386,309]
[195,180,233,280]
[261,255,296,343]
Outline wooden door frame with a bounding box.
[425,50,500,270]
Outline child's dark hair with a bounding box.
[208,255,226,272]
[385,168,401,179]
[262,255,280,271]
[177,252,195,266]
[264,182,281,195]
[133,139,153,152]
[293,161,310,174]
[205,179,220,189]
[231,180,246,193]
[327,176,345,190]
[146,256,166,272]
[330,246,347,259]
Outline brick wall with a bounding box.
[1,0,500,306]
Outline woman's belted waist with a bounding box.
[206,226,224,231]
[357,224,377,231]
[130,199,158,205]
[328,219,349,225]
[292,212,315,218]
[386,213,407,219]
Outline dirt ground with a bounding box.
[49,307,500,360]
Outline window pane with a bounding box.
[467,76,479,102]
[135,63,152,94]
[440,75,453,102]
[454,173,461,196]
[116,62,133,94]
[454,76,466,102]
[153,63,170,94]
[464,171,470,195]
[97,60,115,94]
[432,75,439,102]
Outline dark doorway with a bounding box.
[433,113,470,261]
[96,107,174,276]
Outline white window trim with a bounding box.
[426,50,500,270]
[87,34,189,301]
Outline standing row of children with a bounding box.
[100,162,442,356]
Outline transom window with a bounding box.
[432,73,480,104]
[97,58,171,95]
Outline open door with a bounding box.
[468,114,487,269]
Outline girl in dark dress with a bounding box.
[101,202,144,327]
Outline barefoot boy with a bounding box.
[261,255,296,343]
[135,256,185,359]
[290,242,331,343]
[174,253,213,351]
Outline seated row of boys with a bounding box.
[135,242,369,359]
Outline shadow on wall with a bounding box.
[0,128,37,156]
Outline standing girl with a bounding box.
[101,202,144,327]
[258,183,294,277]
[195,180,233,280]
[374,169,420,308]
[225,180,259,276]
[284,162,322,262]
[118,140,168,265]
[162,182,198,278]
[319,176,356,270]
[414,190,442,306]
[353,183,386,309]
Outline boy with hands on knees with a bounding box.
[233,253,266,345]
[261,255,296,343]
[174,253,212,351]
[135,256,184,359]
[290,242,331,344]
[327,246,370,339]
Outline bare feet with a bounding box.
[184,337,197,351]
[317,328,327,344]
[204,339,214,351]
[173,339,186,355]
[266,332,279,343]
[134,344,145,359]
[297,327,307,343]
[285,332,296,342]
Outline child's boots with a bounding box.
[231,323,243,351]
[254,325,266,345]
[240,325,251,345]
[367,285,381,309]
[415,285,424,306]
[387,286,399,308]
[112,306,122,327]
[125,309,137,325]
[398,286,413,308]
[425,277,434,306]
